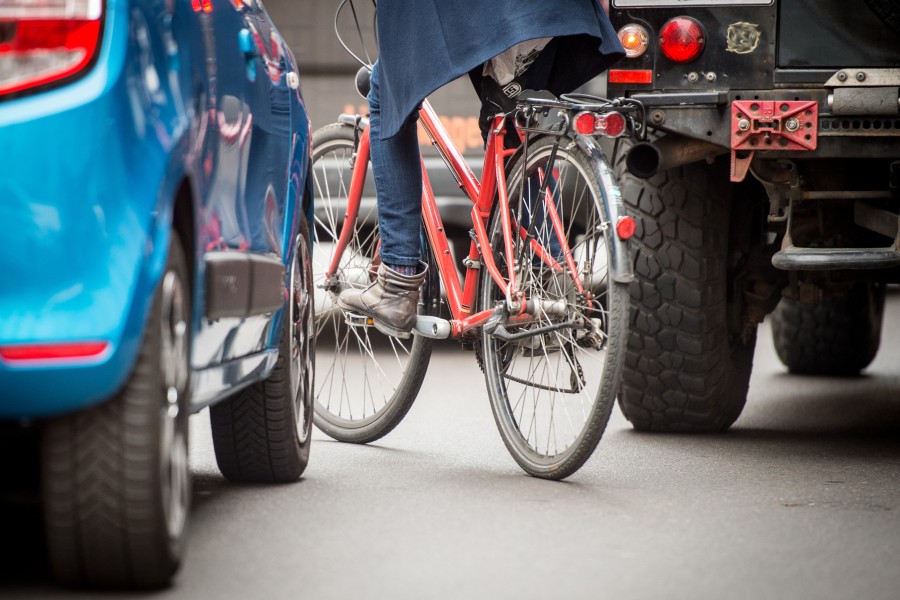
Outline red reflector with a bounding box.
[0,341,110,363]
[608,69,653,85]
[602,112,627,137]
[574,112,597,135]
[616,216,637,240]
[659,17,705,63]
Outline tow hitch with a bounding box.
[730,100,818,182]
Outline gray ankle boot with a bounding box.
[337,263,427,339]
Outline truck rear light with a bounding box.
[574,111,627,138]
[658,17,705,63]
[618,24,649,58]
[0,0,104,99]
[609,69,653,85]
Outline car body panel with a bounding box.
[0,0,311,419]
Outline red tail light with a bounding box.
[574,111,627,138]
[0,341,110,364]
[658,17,705,63]
[574,112,597,135]
[0,0,104,99]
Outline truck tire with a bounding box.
[771,283,885,376]
[617,149,756,432]
[865,0,900,34]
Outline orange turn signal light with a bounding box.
[618,24,650,58]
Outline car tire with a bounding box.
[616,148,756,432]
[42,233,192,589]
[865,0,900,34]
[210,219,314,483]
[771,283,885,376]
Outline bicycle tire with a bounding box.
[310,123,436,444]
[477,135,629,480]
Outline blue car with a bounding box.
[0,0,313,588]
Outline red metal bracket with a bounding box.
[730,100,818,182]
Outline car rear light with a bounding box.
[574,111,627,138]
[0,341,110,364]
[658,17,705,63]
[0,0,104,99]
[617,24,649,58]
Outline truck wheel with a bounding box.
[210,219,314,483]
[865,0,900,34]
[617,150,755,432]
[42,234,191,589]
[771,283,885,376]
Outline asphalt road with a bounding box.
[4,298,900,599]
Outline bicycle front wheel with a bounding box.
[478,135,629,480]
[310,123,435,444]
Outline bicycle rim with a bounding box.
[310,125,433,444]
[479,137,628,479]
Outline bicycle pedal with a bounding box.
[413,316,451,339]
[344,312,375,327]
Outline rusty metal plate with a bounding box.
[731,100,819,151]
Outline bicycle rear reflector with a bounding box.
[616,216,637,240]
[659,17,705,63]
[574,111,627,138]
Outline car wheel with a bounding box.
[42,233,192,589]
[210,218,314,483]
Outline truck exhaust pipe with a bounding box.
[626,136,727,179]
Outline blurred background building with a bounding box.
[265,0,484,156]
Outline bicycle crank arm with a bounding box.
[489,319,580,342]
[413,316,452,339]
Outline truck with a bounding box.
[606,0,900,431]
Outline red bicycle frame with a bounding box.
[324,99,583,338]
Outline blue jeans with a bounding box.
[368,61,423,268]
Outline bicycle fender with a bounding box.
[574,135,635,284]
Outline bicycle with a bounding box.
[312,5,644,479]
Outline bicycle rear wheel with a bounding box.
[477,135,629,480]
[310,123,436,444]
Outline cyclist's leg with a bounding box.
[368,60,423,272]
[338,60,427,337]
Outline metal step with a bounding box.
[772,245,900,270]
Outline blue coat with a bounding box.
[376,0,625,138]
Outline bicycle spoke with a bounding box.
[311,125,432,443]
[480,135,627,478]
